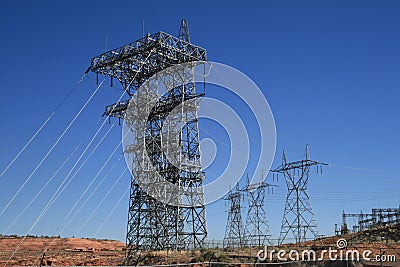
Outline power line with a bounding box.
[75,168,127,235]
[0,79,105,218]
[2,140,83,234]
[0,72,88,181]
[329,164,400,175]
[68,152,124,223]
[31,141,128,254]
[94,186,130,237]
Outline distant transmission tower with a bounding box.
[88,19,207,262]
[223,184,246,248]
[243,175,274,247]
[271,145,327,245]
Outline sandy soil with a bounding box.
[0,236,125,266]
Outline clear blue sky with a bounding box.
[0,1,399,243]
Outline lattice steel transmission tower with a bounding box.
[271,145,327,245]
[223,184,246,248]
[243,175,275,247]
[88,19,207,261]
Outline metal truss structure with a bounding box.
[337,211,371,234]
[336,207,400,236]
[242,175,274,247]
[88,20,207,263]
[223,184,246,248]
[271,145,327,245]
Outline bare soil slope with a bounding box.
[0,236,125,266]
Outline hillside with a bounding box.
[1,229,400,266]
[0,236,125,266]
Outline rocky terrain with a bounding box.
[0,236,125,266]
[1,232,399,266]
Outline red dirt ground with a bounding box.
[0,236,125,266]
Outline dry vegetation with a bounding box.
[1,232,400,266]
[0,236,125,266]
